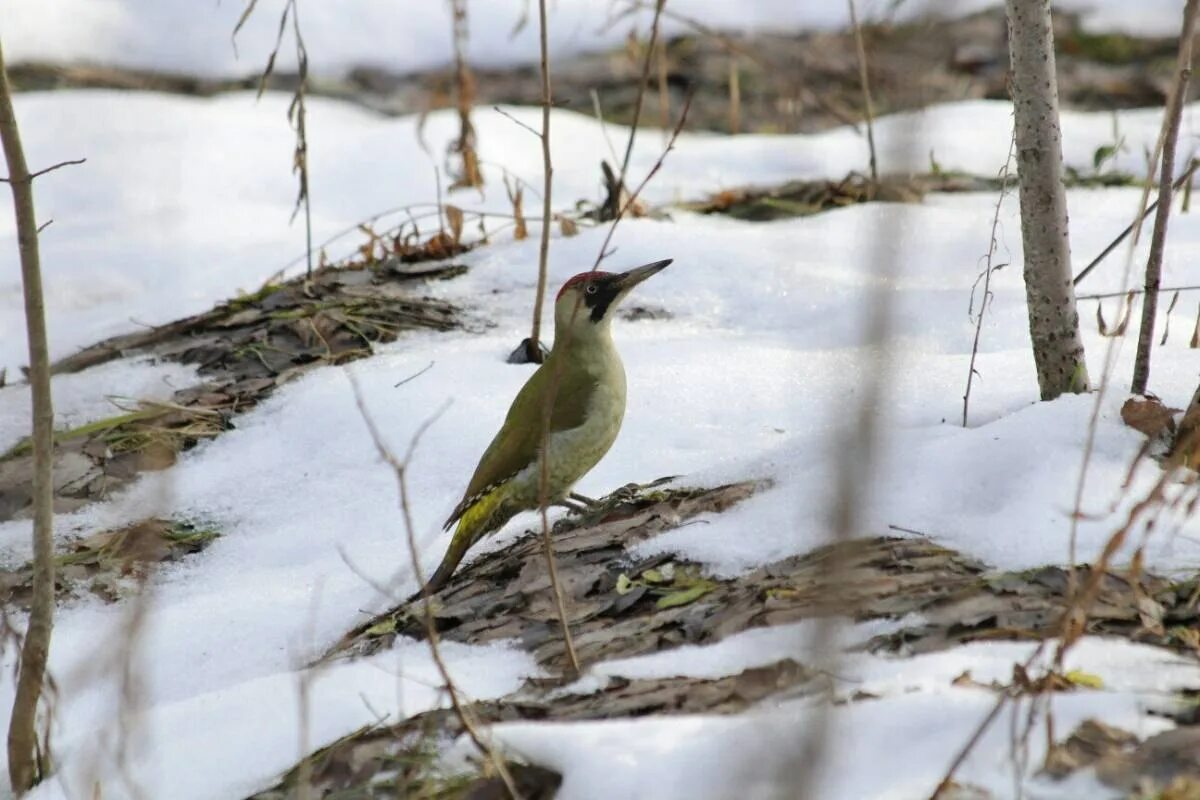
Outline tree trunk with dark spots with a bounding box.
[1006,0,1090,400]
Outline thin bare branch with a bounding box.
[592,89,693,269]
[491,105,542,140]
[344,372,522,798]
[1072,158,1200,287]
[846,0,878,182]
[607,0,667,220]
[928,644,1049,799]
[1131,0,1199,394]
[1078,283,1200,300]
[727,55,740,134]
[589,91,623,167]
[963,127,1017,426]
[393,361,435,389]
[524,0,556,363]
[0,157,86,183]
[0,34,56,794]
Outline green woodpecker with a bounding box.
[423,258,672,593]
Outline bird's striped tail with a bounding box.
[421,487,507,594]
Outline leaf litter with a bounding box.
[258,473,1200,799]
[0,257,467,524]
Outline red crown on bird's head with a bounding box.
[556,271,613,301]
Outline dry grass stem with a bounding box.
[928,644,1049,799]
[448,0,484,190]
[235,0,315,280]
[656,39,670,138]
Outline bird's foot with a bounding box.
[554,498,590,515]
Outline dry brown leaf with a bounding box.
[1170,386,1200,468]
[1120,396,1178,439]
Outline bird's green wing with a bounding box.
[444,357,596,528]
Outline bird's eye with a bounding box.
[585,284,598,295]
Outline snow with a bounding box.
[1,13,1200,798]
[0,1,1188,79]
[0,358,199,456]
[485,682,1166,800]
[4,91,1199,376]
[4,176,1199,795]
[33,638,536,800]
[480,631,1198,800]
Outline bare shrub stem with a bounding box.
[1131,0,1199,394]
[963,127,1017,426]
[529,87,694,678]
[526,0,555,361]
[846,0,878,182]
[0,35,58,794]
[592,89,693,269]
[346,374,521,798]
[612,0,667,216]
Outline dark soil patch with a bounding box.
[247,714,562,800]
[249,478,1200,797]
[9,9,1186,136]
[331,478,1200,674]
[0,518,219,607]
[1046,718,1200,798]
[276,479,1200,796]
[684,167,1140,222]
[0,259,466,524]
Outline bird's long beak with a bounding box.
[612,258,673,291]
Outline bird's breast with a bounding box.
[509,358,627,502]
